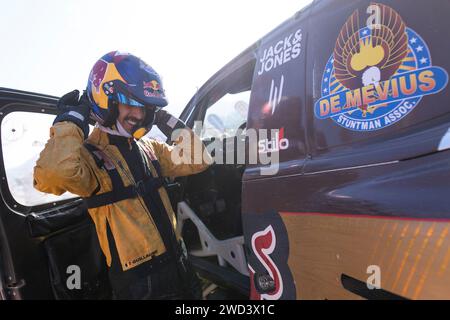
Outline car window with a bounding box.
[200,91,250,139]
[1,111,78,207]
[190,57,255,140]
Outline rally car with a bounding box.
[0,0,449,299]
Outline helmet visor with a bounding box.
[116,92,145,107]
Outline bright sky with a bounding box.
[0,0,312,116]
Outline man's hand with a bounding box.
[53,90,91,139]
[154,109,186,141]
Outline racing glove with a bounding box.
[154,109,187,140]
[53,90,91,139]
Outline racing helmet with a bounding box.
[86,51,168,138]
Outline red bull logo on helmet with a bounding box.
[143,80,160,91]
[143,80,163,98]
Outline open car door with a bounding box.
[174,45,259,299]
[0,88,111,299]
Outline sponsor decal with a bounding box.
[314,3,448,132]
[102,81,115,96]
[244,211,296,299]
[143,80,160,91]
[143,80,163,98]
[257,28,302,76]
[268,75,285,115]
[249,225,283,300]
[258,127,289,154]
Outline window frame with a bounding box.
[0,103,81,215]
[181,47,257,130]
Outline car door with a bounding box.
[239,6,311,300]
[0,88,110,299]
[177,45,258,298]
[298,0,450,299]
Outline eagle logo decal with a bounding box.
[314,3,448,131]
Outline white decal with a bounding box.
[258,128,289,154]
[269,75,284,115]
[257,28,302,76]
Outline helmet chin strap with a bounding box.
[116,120,133,138]
[98,118,152,140]
[97,120,133,138]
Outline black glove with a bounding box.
[154,109,186,140]
[53,90,91,139]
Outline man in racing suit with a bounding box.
[33,51,212,299]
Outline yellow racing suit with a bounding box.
[34,121,211,271]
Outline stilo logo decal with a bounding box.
[258,128,289,154]
[248,225,283,300]
[314,3,448,132]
